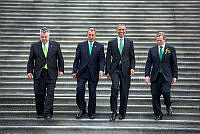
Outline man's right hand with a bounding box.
[27,73,33,79]
[106,73,111,80]
[72,73,77,79]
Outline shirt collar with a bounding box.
[88,41,94,46]
[42,41,49,47]
[158,43,165,49]
[117,36,124,42]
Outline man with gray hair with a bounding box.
[27,27,64,121]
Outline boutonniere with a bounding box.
[165,48,171,54]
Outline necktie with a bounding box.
[89,42,93,55]
[44,44,48,69]
[159,46,163,72]
[119,38,123,64]
[119,38,123,55]
[159,46,163,61]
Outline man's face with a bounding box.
[40,32,49,44]
[116,26,126,38]
[156,36,165,46]
[87,30,96,42]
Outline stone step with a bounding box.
[1,111,200,120]
[0,39,199,47]
[1,96,199,106]
[0,104,199,113]
[1,23,199,31]
[1,28,200,34]
[0,125,199,134]
[0,20,200,27]
[1,87,200,96]
[1,82,199,90]
[0,117,200,128]
[1,77,200,85]
[1,3,199,8]
[1,70,200,79]
[1,17,200,22]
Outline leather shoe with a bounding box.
[88,114,95,119]
[167,106,173,115]
[109,112,117,121]
[154,115,162,120]
[119,115,125,120]
[76,110,86,119]
[44,115,52,121]
[36,115,44,118]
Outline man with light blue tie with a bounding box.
[145,32,178,120]
[72,28,105,119]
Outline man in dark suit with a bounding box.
[27,27,64,121]
[145,32,178,120]
[72,28,105,119]
[105,24,135,121]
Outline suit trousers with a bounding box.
[34,69,56,117]
[110,65,131,116]
[151,73,172,116]
[76,71,98,116]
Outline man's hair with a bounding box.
[40,27,50,34]
[117,24,126,29]
[87,28,96,34]
[155,32,166,40]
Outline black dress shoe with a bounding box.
[167,106,173,115]
[44,115,52,121]
[88,114,95,119]
[109,112,117,121]
[154,115,162,120]
[76,110,86,118]
[119,115,125,120]
[36,115,44,118]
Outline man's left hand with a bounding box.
[58,72,63,77]
[172,78,176,84]
[130,69,135,76]
[99,71,104,78]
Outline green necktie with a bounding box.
[89,42,93,55]
[119,38,123,64]
[119,38,123,55]
[159,46,163,72]
[159,46,163,61]
[44,44,48,69]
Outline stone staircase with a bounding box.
[0,0,200,133]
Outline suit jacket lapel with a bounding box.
[162,44,168,61]
[39,41,45,58]
[47,41,52,58]
[155,46,160,62]
[91,41,97,56]
[114,38,120,55]
[85,41,90,57]
[122,38,128,54]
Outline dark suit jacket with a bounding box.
[27,40,64,80]
[145,44,178,82]
[72,41,105,81]
[105,37,135,77]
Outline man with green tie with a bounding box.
[105,24,135,121]
[72,28,105,119]
[145,32,178,120]
[27,27,64,121]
